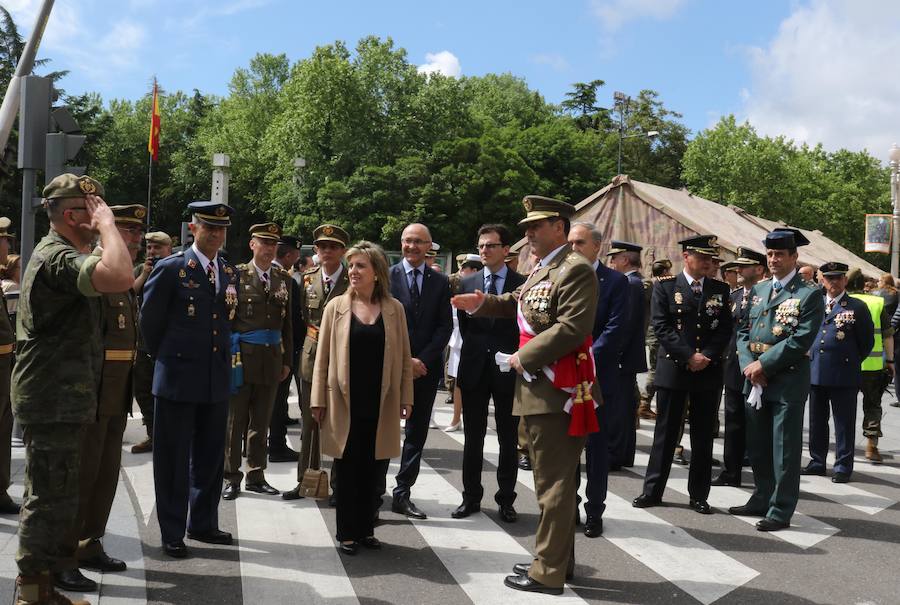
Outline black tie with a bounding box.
[409,269,421,310]
[691,279,702,298]
[207,261,216,291]
[487,273,498,295]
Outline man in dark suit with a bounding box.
[633,235,732,514]
[452,224,525,523]
[569,222,628,538]
[805,262,874,483]
[140,201,238,558]
[713,247,766,487]
[389,223,453,519]
[606,241,648,468]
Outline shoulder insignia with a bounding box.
[658,275,676,281]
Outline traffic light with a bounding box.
[17,75,51,170]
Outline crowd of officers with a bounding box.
[4,173,894,603]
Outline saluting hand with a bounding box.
[451,290,485,312]
[83,194,114,233]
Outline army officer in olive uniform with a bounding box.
[732,228,824,531]
[223,223,293,499]
[283,224,350,500]
[454,196,598,595]
[805,262,874,483]
[633,236,732,514]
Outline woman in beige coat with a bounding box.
[311,241,413,555]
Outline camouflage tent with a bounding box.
[515,175,884,278]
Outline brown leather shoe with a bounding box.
[865,438,883,464]
[638,402,657,420]
[131,438,152,454]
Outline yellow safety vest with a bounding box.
[850,293,884,371]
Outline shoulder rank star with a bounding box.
[187,259,197,269]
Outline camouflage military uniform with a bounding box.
[12,230,103,577]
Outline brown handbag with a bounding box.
[300,425,329,500]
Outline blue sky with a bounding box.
[7,0,900,159]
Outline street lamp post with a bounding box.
[890,144,900,276]
[614,91,659,175]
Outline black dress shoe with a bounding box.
[499,504,518,523]
[451,501,481,519]
[0,497,20,515]
[80,551,127,572]
[518,455,532,471]
[673,451,689,466]
[245,481,280,495]
[361,536,382,549]
[222,482,240,500]
[756,517,789,531]
[632,494,662,508]
[728,504,766,517]
[801,464,826,476]
[54,569,98,592]
[338,541,358,555]
[583,515,603,538]
[269,448,299,463]
[689,499,713,514]
[392,498,427,519]
[504,574,563,595]
[711,473,740,487]
[372,510,381,526]
[512,563,574,582]
[187,529,233,545]
[163,540,188,558]
[832,471,851,483]
[282,484,305,500]
[711,458,721,466]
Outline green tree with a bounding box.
[560,80,609,131]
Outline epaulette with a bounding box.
[272,265,290,276]
[236,263,249,271]
[658,275,676,281]
[303,266,320,276]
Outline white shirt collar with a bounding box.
[682,269,705,286]
[251,260,271,281]
[774,269,797,289]
[826,290,846,306]
[592,259,600,271]
[191,244,216,269]
[322,263,343,282]
[483,265,508,280]
[402,258,426,274]
[538,244,568,268]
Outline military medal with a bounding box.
[179,269,186,278]
[772,325,783,336]
[187,303,196,317]
[674,292,683,305]
[117,313,126,329]
[836,330,846,340]
[711,319,719,329]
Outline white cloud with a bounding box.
[417,51,462,78]
[590,0,686,32]
[741,0,900,160]
[532,52,570,72]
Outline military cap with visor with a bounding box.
[42,173,105,200]
[679,235,718,256]
[278,234,302,250]
[249,222,282,241]
[735,246,766,266]
[188,200,234,227]
[820,261,849,277]
[518,195,576,226]
[313,224,349,247]
[763,227,810,249]
[607,240,643,256]
[110,204,147,227]
[720,261,739,272]
[652,258,672,271]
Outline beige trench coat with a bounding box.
[310,293,413,459]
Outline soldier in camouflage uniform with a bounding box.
[222,223,293,499]
[283,224,350,501]
[55,205,144,593]
[12,174,134,605]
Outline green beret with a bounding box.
[42,173,104,200]
[145,231,172,246]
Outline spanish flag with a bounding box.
[148,80,160,162]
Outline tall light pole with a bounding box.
[890,143,900,276]
[614,91,659,176]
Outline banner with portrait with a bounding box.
[865,214,892,254]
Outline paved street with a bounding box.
[1,386,898,605]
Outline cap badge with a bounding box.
[135,208,146,219]
[268,224,278,233]
[215,207,226,217]
[323,226,334,236]
[523,199,533,212]
[708,236,717,247]
[78,178,96,194]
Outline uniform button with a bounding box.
[213,314,218,319]
[820,349,824,353]
[118,301,124,306]
[821,340,825,344]
[213,330,218,336]
[697,323,701,328]
[176,353,182,358]
[213,346,218,352]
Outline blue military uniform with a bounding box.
[806,262,874,482]
[140,201,238,552]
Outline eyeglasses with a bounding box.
[401,238,431,246]
[477,243,503,250]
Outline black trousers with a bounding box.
[334,416,382,542]
[269,351,299,453]
[608,370,637,467]
[153,397,227,543]
[641,387,716,501]
[393,373,439,500]
[459,363,518,506]
[720,385,746,482]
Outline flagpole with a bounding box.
[146,152,153,228]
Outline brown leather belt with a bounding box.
[105,349,136,362]
[0,343,13,355]
[749,342,772,354]
[306,325,319,341]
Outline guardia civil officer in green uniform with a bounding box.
[12,174,134,605]
[454,196,598,595]
[731,228,824,531]
[222,223,293,499]
[55,205,145,593]
[283,224,350,501]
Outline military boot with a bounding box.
[865,438,883,464]
[15,572,89,605]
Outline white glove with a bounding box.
[748,384,763,410]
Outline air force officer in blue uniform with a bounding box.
[141,201,238,558]
[805,262,874,483]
